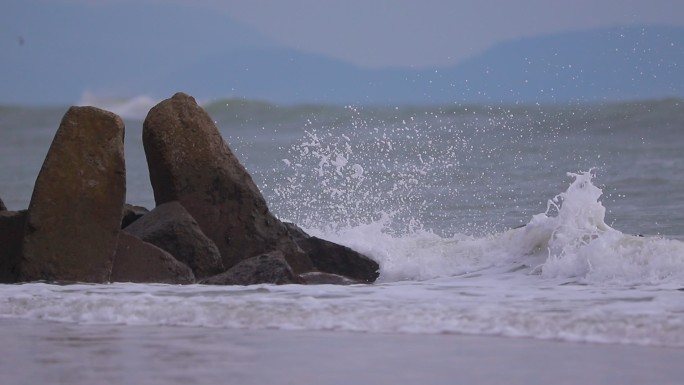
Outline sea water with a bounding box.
[1,97,684,384]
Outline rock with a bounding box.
[283,222,310,242]
[121,204,149,229]
[299,272,363,285]
[111,232,195,284]
[20,106,126,283]
[200,251,302,285]
[296,237,380,283]
[0,210,27,283]
[142,92,312,273]
[123,201,224,279]
[283,223,379,283]
[0,196,7,211]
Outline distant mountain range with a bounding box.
[155,25,683,105]
[2,2,683,105]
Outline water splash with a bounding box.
[316,171,684,286]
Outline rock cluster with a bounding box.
[0,93,380,286]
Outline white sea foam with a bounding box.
[314,171,684,286]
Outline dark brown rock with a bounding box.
[283,222,310,242]
[284,223,380,283]
[0,210,27,283]
[111,232,195,284]
[121,204,149,229]
[123,201,224,279]
[297,237,379,283]
[142,92,312,273]
[200,251,302,285]
[20,106,126,283]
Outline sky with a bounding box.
[185,0,684,68]
[16,0,684,69]
[2,0,683,104]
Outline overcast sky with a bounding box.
[199,0,684,68]
[7,0,684,69]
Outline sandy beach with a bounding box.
[2,317,683,385]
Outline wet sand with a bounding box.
[2,318,683,385]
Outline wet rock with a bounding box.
[121,204,149,229]
[142,92,312,273]
[123,201,224,279]
[299,271,363,285]
[200,251,302,285]
[296,236,379,283]
[111,232,195,284]
[284,223,380,283]
[20,106,126,283]
[0,210,27,283]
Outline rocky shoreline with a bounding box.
[0,93,379,285]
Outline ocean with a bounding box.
[2,96,684,384]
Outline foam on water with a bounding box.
[312,171,684,286]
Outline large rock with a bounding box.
[111,232,195,284]
[142,93,312,273]
[0,196,7,211]
[0,210,27,283]
[284,223,379,283]
[123,201,224,279]
[20,106,126,283]
[201,251,301,285]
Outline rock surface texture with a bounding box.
[201,251,301,285]
[121,204,149,229]
[112,232,195,284]
[284,223,379,283]
[142,93,312,273]
[0,210,27,283]
[123,201,224,279]
[20,106,126,283]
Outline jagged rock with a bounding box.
[200,251,301,285]
[20,106,126,283]
[299,272,362,285]
[0,210,27,283]
[288,230,379,283]
[123,201,224,279]
[121,204,149,229]
[142,92,312,273]
[0,196,7,211]
[111,232,195,284]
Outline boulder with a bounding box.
[123,201,224,279]
[111,232,195,284]
[20,106,126,283]
[142,92,312,273]
[0,210,27,283]
[121,203,149,229]
[285,223,379,283]
[0,196,7,211]
[200,251,301,285]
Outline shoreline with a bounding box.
[2,318,683,385]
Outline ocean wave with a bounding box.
[314,171,684,286]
